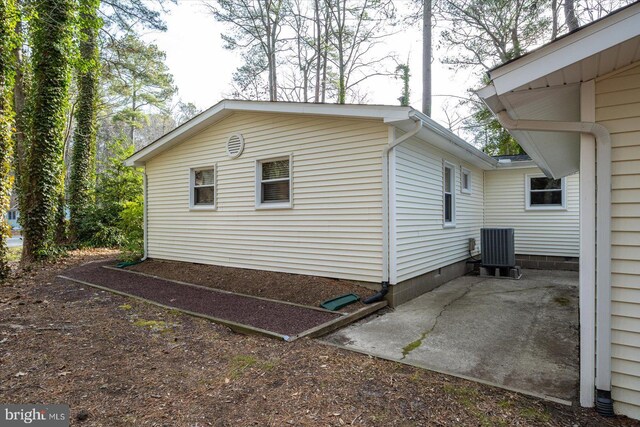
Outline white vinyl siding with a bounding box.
[596,62,640,420]
[484,167,579,257]
[392,136,484,283]
[145,111,388,283]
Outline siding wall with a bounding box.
[392,136,484,283]
[145,111,388,283]
[596,62,640,419]
[484,167,580,257]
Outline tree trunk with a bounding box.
[21,0,74,263]
[564,0,579,31]
[12,15,27,233]
[0,0,18,278]
[551,0,558,40]
[69,0,100,243]
[314,0,321,102]
[422,0,432,116]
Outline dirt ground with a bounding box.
[1,251,638,426]
[129,258,377,311]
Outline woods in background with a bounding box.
[0,0,197,275]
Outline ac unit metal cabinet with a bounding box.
[481,228,516,267]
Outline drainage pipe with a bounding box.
[496,111,612,400]
[366,118,422,304]
[141,167,149,262]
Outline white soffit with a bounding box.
[499,84,582,178]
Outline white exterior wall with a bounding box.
[484,167,580,257]
[145,111,388,283]
[596,62,640,419]
[392,136,484,283]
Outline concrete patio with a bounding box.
[324,269,579,403]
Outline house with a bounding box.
[477,1,640,418]
[486,155,580,270]
[5,193,20,230]
[125,100,580,307]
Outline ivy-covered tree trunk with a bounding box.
[12,12,27,232]
[21,0,74,263]
[69,0,100,243]
[0,0,18,278]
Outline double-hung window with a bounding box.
[443,161,456,227]
[461,167,472,194]
[190,167,216,209]
[256,157,291,208]
[526,174,566,209]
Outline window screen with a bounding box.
[193,168,215,206]
[260,159,290,204]
[529,177,563,207]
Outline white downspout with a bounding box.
[381,119,422,284]
[496,111,612,396]
[142,167,148,261]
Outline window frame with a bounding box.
[461,167,472,194]
[525,173,567,211]
[189,165,217,210]
[255,155,293,210]
[443,160,456,228]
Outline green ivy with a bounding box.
[69,0,101,243]
[0,0,19,278]
[22,0,75,262]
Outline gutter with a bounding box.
[496,111,613,409]
[365,118,422,304]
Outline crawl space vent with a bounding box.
[226,133,245,159]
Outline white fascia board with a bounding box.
[125,100,414,167]
[125,101,229,166]
[489,3,640,94]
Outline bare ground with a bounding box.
[1,250,638,426]
[128,258,378,312]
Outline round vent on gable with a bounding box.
[226,133,245,159]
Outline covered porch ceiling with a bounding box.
[477,1,640,178]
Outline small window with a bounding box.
[443,161,456,227]
[190,167,216,209]
[7,211,15,220]
[526,174,565,210]
[256,157,291,209]
[461,167,471,194]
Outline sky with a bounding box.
[142,1,481,132]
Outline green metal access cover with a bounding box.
[320,293,360,311]
[116,260,142,268]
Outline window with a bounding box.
[526,174,565,209]
[190,167,216,209]
[461,167,472,194]
[443,161,456,227]
[7,211,15,220]
[256,157,291,208]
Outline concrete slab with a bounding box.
[323,269,579,402]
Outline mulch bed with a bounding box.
[1,250,638,426]
[128,258,377,312]
[60,260,340,337]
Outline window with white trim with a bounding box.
[461,167,471,194]
[526,174,565,209]
[256,157,291,208]
[190,167,216,208]
[443,161,456,226]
